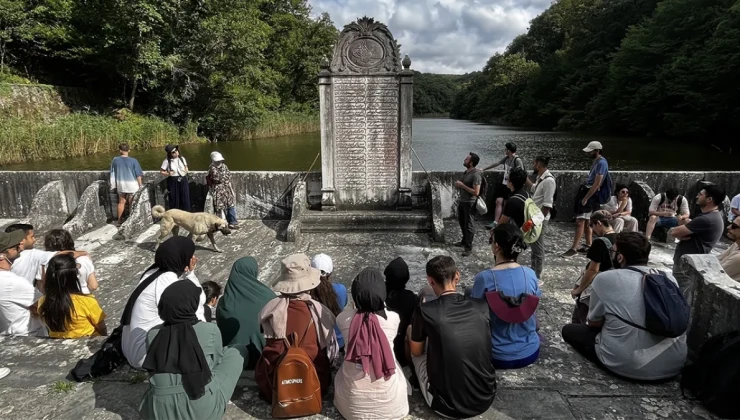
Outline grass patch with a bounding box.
[127,372,149,384]
[51,380,75,394]
[234,110,319,140]
[0,113,204,165]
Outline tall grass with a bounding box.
[0,113,202,166]
[234,110,320,140]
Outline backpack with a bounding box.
[474,170,489,215]
[591,157,613,204]
[611,267,690,338]
[658,193,685,212]
[512,194,545,244]
[270,319,322,418]
[681,331,740,418]
[539,173,558,219]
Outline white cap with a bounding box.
[311,253,333,275]
[210,151,225,162]
[583,141,603,152]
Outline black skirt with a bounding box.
[167,176,191,211]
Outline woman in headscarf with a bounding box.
[121,236,207,369]
[216,257,276,369]
[384,257,417,366]
[139,280,246,420]
[255,253,339,402]
[334,268,409,419]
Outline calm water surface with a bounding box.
[4,119,735,171]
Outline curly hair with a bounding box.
[309,274,342,316]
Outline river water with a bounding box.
[4,119,735,172]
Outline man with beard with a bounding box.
[562,141,610,257]
[561,232,687,381]
[0,230,45,336]
[455,152,483,257]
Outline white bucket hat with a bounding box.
[210,151,225,162]
[273,253,321,294]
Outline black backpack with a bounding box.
[658,193,686,211]
[681,331,740,418]
[611,267,689,338]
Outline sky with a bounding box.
[307,0,553,74]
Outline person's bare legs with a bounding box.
[116,194,126,225]
[494,198,505,223]
[645,215,659,238]
[405,325,413,367]
[570,218,586,250]
[585,223,593,246]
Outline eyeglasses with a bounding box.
[730,224,740,230]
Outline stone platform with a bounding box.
[0,220,725,419]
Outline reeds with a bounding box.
[233,110,319,140]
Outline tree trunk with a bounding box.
[128,78,137,110]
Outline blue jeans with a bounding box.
[225,207,237,225]
[492,348,540,369]
[656,216,679,228]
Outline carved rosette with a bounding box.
[330,17,402,74]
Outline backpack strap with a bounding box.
[121,268,166,326]
[296,318,315,347]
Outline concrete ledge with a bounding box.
[679,254,740,356]
[429,179,445,242]
[286,181,306,242]
[63,181,111,238]
[118,186,153,240]
[25,180,70,233]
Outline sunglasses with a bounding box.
[730,224,740,230]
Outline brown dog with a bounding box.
[151,205,231,252]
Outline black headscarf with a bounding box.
[352,268,387,319]
[143,280,211,400]
[122,236,195,326]
[384,257,410,291]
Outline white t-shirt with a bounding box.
[588,267,687,380]
[729,193,740,222]
[603,196,633,214]
[76,256,95,295]
[0,270,45,336]
[121,270,205,368]
[11,249,57,283]
[161,157,188,177]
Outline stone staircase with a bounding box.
[300,209,432,233]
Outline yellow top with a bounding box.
[39,294,106,339]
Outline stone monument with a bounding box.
[318,17,413,210]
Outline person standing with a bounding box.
[160,144,191,212]
[482,142,525,229]
[670,185,726,300]
[603,184,639,233]
[207,152,239,229]
[110,143,144,226]
[529,156,556,279]
[562,141,609,257]
[0,230,45,336]
[454,152,483,257]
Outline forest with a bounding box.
[0,0,337,139]
[450,0,740,148]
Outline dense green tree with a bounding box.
[413,72,467,116]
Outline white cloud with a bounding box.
[308,0,551,74]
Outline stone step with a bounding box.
[301,209,432,232]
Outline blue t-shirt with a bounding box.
[333,283,348,348]
[585,156,608,187]
[110,156,144,194]
[471,266,541,361]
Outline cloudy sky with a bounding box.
[308,0,552,74]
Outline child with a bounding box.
[201,281,222,323]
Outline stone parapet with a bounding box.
[62,181,111,237]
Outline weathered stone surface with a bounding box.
[679,254,740,356]
[429,179,445,242]
[63,181,112,237]
[24,180,70,233]
[286,181,306,242]
[629,180,655,231]
[118,186,153,240]
[0,220,727,419]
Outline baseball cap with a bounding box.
[0,230,25,252]
[583,141,603,152]
[311,253,333,275]
[210,151,225,162]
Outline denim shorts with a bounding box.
[656,216,679,228]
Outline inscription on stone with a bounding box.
[333,76,399,190]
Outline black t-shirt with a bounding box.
[586,232,617,271]
[411,294,497,418]
[503,188,530,227]
[674,210,725,265]
[385,288,418,366]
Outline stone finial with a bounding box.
[321,56,330,69]
[402,54,411,70]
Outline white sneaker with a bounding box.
[0,367,10,380]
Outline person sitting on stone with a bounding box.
[5,224,86,287]
[43,229,98,294]
[207,151,239,229]
[562,232,688,381]
[201,281,221,323]
[0,230,45,336]
[407,256,496,418]
[719,220,740,282]
[334,268,409,420]
[602,184,639,233]
[216,257,276,370]
[310,253,347,351]
[570,211,618,324]
[472,223,541,369]
[121,236,206,369]
[139,280,246,420]
[255,253,338,403]
[645,188,690,239]
[383,257,417,367]
[38,254,107,339]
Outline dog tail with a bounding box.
[151,205,166,219]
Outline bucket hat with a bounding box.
[273,253,321,294]
[210,151,225,162]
